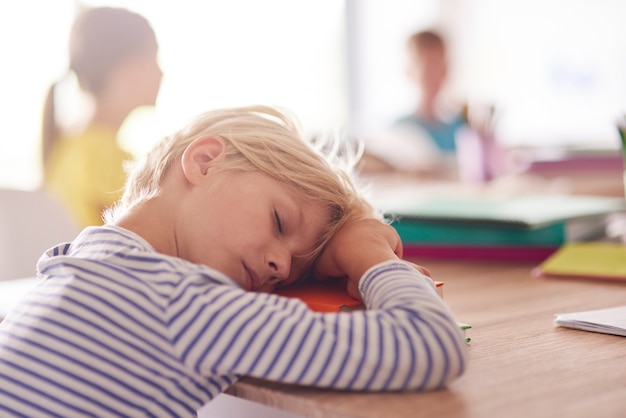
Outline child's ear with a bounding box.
[181,136,225,185]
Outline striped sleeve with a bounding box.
[168,260,468,391]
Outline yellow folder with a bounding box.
[533,241,626,281]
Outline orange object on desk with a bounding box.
[274,277,444,313]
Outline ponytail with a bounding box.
[41,81,59,172]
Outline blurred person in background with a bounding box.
[362,29,505,182]
[396,29,465,156]
[42,6,162,227]
[361,29,466,179]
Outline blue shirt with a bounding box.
[395,113,466,153]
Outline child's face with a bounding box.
[177,170,328,292]
[407,44,447,99]
[120,36,162,107]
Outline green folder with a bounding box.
[381,195,624,247]
[392,217,605,246]
[381,195,625,229]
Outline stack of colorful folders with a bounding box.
[380,195,625,262]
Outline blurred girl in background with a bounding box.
[42,6,162,227]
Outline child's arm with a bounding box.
[168,219,467,392]
[314,218,431,299]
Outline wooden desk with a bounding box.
[227,260,626,418]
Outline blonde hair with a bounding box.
[105,105,376,260]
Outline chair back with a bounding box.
[0,188,80,280]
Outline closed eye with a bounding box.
[274,210,283,234]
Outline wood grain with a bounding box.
[228,259,626,418]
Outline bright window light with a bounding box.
[0,0,347,189]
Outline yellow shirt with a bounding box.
[45,125,132,228]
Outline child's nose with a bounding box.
[267,249,291,281]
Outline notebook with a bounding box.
[379,195,625,229]
[273,277,364,312]
[533,242,626,282]
[555,305,626,337]
[274,278,471,342]
[392,215,608,246]
[274,277,444,312]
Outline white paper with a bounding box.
[555,305,626,337]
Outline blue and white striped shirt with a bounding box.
[0,226,467,417]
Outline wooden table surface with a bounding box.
[227,259,626,418]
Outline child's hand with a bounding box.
[314,219,404,300]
